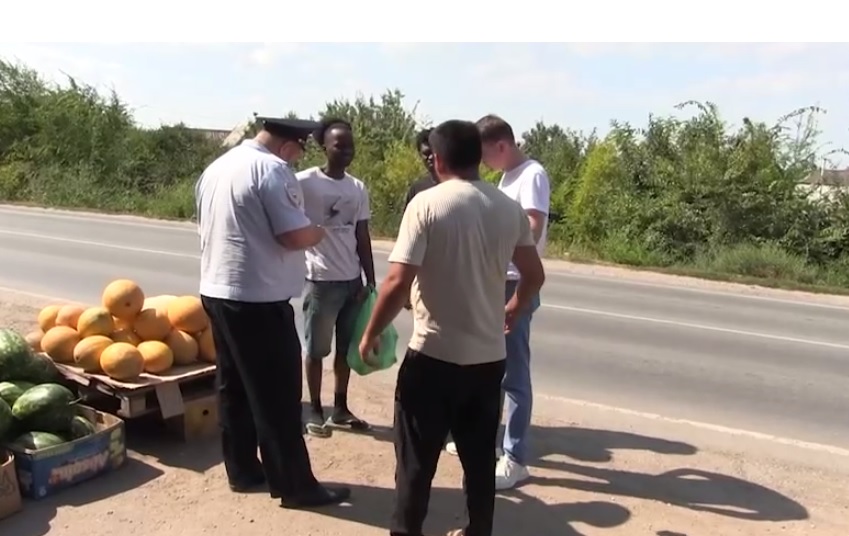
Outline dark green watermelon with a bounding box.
[0,328,34,382]
[16,353,61,384]
[9,431,68,451]
[12,383,77,434]
[0,398,12,440]
[69,414,97,439]
[0,381,36,406]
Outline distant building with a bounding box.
[799,168,849,202]
[185,127,231,143]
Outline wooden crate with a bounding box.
[55,362,219,441]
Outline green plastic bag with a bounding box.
[346,288,399,376]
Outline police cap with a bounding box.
[256,116,321,141]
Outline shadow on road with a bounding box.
[523,425,808,523]
[311,482,631,536]
[1,457,163,536]
[530,425,698,463]
[532,464,808,522]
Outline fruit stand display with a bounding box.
[26,279,219,441]
[0,329,126,499]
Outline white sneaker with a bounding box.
[495,455,530,490]
[445,442,503,459]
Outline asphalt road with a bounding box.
[1,204,848,449]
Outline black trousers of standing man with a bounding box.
[391,349,506,536]
[201,296,320,499]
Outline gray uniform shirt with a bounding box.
[195,140,312,302]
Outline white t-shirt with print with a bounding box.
[498,159,551,281]
[296,166,371,281]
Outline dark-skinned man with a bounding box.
[297,118,376,438]
[195,117,350,508]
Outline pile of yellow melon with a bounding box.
[27,279,216,382]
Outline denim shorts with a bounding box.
[302,278,363,360]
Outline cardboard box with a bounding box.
[8,406,126,500]
[0,450,22,520]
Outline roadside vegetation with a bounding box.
[1,58,848,291]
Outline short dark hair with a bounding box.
[415,128,433,148]
[428,120,482,171]
[476,114,515,144]
[314,117,352,145]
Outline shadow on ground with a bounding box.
[313,483,631,536]
[1,457,163,536]
[123,414,222,473]
[524,425,809,523]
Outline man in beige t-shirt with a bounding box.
[359,120,545,536]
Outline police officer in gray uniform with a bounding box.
[195,117,351,508]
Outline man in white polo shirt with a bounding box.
[445,114,551,491]
[195,117,350,509]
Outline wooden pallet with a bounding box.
[54,361,219,441]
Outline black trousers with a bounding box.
[391,349,506,536]
[201,296,319,498]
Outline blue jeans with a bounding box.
[501,280,540,466]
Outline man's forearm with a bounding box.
[358,244,376,287]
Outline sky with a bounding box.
[2,42,848,162]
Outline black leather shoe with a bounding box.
[228,475,266,493]
[279,485,351,509]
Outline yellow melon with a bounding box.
[137,340,174,374]
[102,279,145,320]
[76,307,115,338]
[111,328,141,346]
[41,326,80,363]
[143,294,177,312]
[25,330,44,352]
[196,328,216,364]
[37,304,62,332]
[113,315,133,331]
[133,307,171,341]
[166,296,208,334]
[164,329,198,366]
[55,305,85,329]
[73,335,113,373]
[100,342,145,381]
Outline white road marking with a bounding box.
[2,284,846,457]
[5,204,849,311]
[539,392,849,457]
[543,303,849,350]
[2,227,847,349]
[0,229,200,259]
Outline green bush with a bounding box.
[1,57,848,290]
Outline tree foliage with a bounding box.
[1,57,848,287]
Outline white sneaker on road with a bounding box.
[495,455,530,490]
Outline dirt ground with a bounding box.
[2,292,849,536]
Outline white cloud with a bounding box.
[246,43,302,67]
[1,43,125,88]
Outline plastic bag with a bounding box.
[346,287,399,376]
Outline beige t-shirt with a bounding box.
[389,178,535,366]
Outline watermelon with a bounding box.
[16,353,61,384]
[0,398,12,439]
[0,381,36,406]
[69,414,97,439]
[12,383,77,434]
[9,431,68,451]
[0,328,34,382]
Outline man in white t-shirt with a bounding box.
[444,114,551,491]
[296,118,376,438]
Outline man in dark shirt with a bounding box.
[403,128,438,209]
